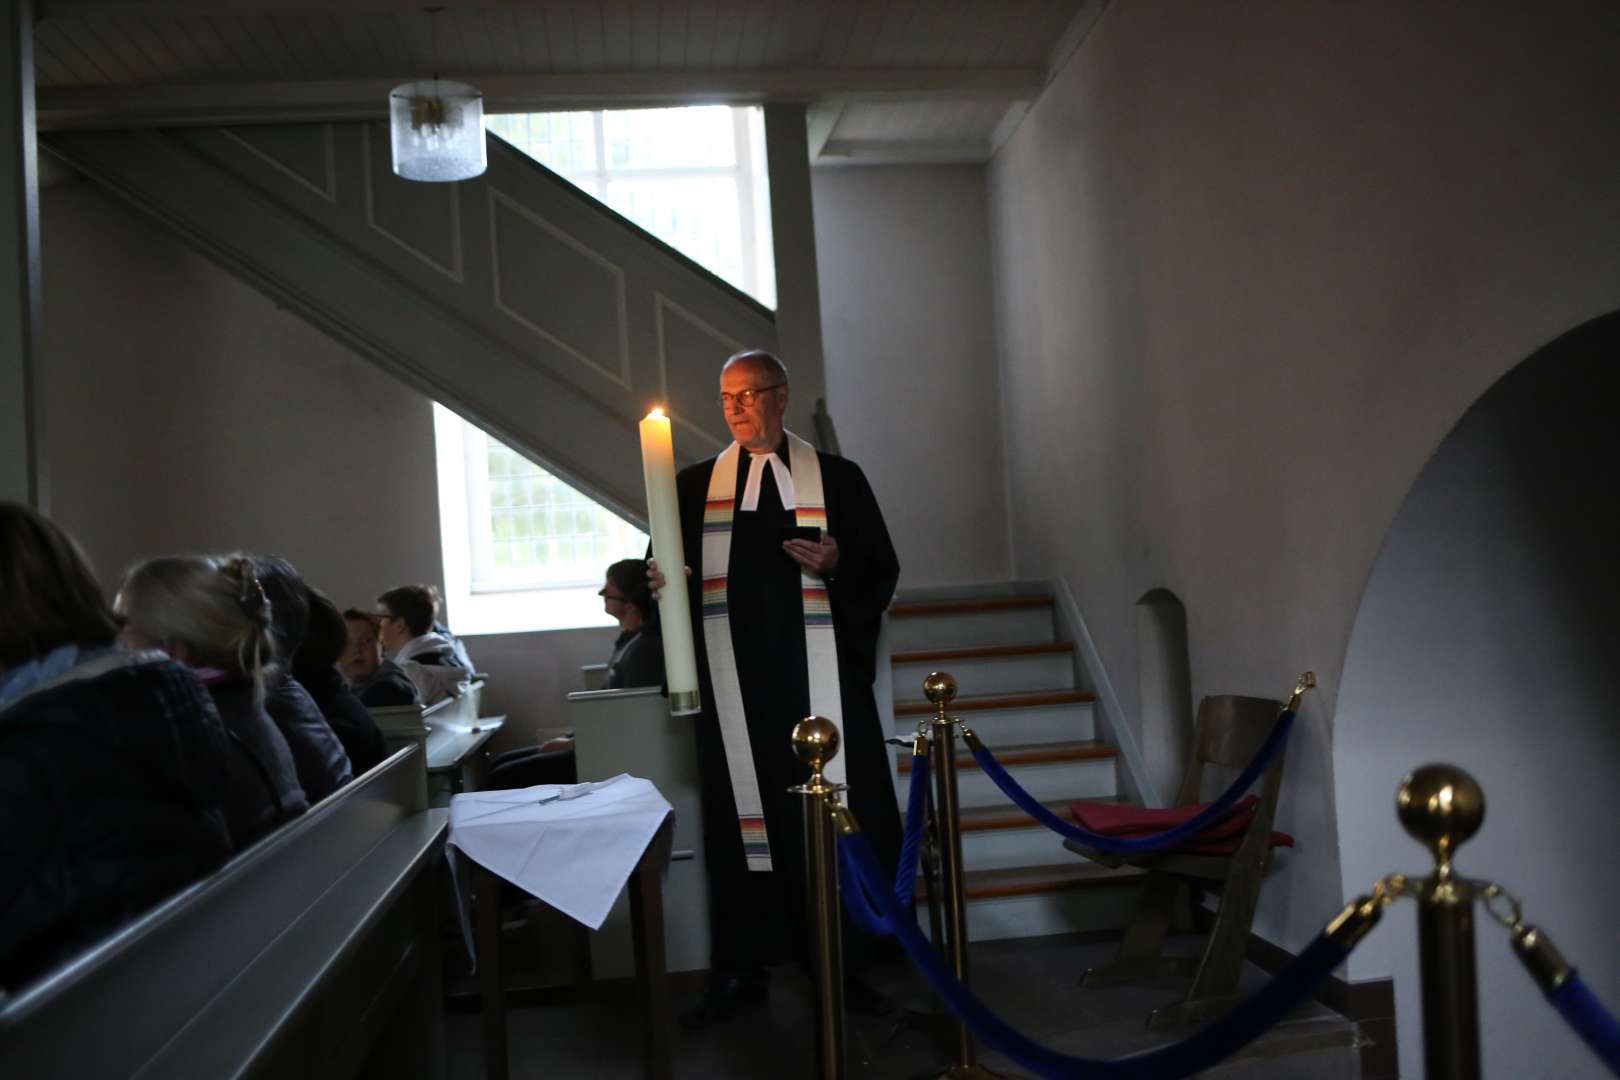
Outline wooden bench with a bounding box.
[370,679,501,804]
[0,745,449,1078]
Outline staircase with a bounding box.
[887,587,1143,941]
[42,123,788,523]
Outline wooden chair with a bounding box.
[1066,692,1291,1029]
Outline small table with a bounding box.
[473,816,673,1080]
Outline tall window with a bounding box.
[434,404,647,635]
[487,105,775,309]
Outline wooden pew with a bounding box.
[581,663,610,691]
[0,745,449,1079]
[566,686,710,978]
[369,679,502,804]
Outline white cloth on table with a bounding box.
[448,774,672,931]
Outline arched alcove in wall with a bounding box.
[1332,310,1620,1079]
[1137,587,1193,800]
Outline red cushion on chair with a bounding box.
[1069,794,1260,840]
[1067,794,1294,854]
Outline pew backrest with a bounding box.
[567,686,709,977]
[0,745,448,1079]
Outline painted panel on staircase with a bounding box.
[361,124,462,282]
[655,293,744,456]
[489,189,630,389]
[43,122,782,523]
[217,124,336,204]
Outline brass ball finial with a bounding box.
[923,671,957,705]
[1397,763,1485,876]
[791,715,841,774]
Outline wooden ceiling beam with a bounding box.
[36,67,1044,130]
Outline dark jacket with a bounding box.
[204,675,309,846]
[351,659,420,708]
[263,674,353,802]
[0,651,235,991]
[606,625,665,689]
[298,665,387,774]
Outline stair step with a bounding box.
[917,861,1142,902]
[906,799,1124,868]
[891,641,1075,664]
[886,596,1056,651]
[896,739,1115,773]
[889,596,1054,618]
[897,741,1118,803]
[895,693,1096,743]
[895,689,1095,717]
[955,798,1117,832]
[916,862,1144,941]
[892,643,1078,698]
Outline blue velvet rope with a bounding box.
[839,754,930,937]
[838,829,1351,1079]
[894,751,930,905]
[1548,972,1620,1076]
[840,840,901,937]
[966,709,1296,854]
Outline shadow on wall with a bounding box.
[1331,310,1620,1080]
[1137,588,1193,800]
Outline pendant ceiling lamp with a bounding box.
[389,9,485,182]
[389,76,486,182]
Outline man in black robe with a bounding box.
[652,350,903,1028]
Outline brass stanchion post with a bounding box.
[923,671,1002,1079]
[1396,764,1486,1080]
[791,716,847,1080]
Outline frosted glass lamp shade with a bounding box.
[389,79,486,182]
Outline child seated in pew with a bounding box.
[0,505,235,991]
[248,556,354,801]
[293,590,386,774]
[374,584,471,705]
[425,583,476,673]
[116,555,310,848]
[340,609,419,707]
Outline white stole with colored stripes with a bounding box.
[701,430,843,872]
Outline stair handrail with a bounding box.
[1054,577,1161,806]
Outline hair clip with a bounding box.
[229,557,269,618]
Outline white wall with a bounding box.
[987,0,1620,954]
[1334,328,1620,1079]
[41,179,441,603]
[813,165,1010,589]
[40,178,610,748]
[473,626,618,753]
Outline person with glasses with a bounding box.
[647,349,903,1029]
[483,558,665,793]
[374,584,470,705]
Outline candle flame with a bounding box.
[646,407,666,420]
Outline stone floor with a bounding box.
[443,932,1365,1079]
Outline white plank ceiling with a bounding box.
[33,0,1109,163]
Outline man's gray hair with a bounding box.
[722,349,789,384]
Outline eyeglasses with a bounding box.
[717,384,784,408]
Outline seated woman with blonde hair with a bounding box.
[117,554,309,847]
[0,505,235,991]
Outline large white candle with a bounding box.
[639,408,701,715]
